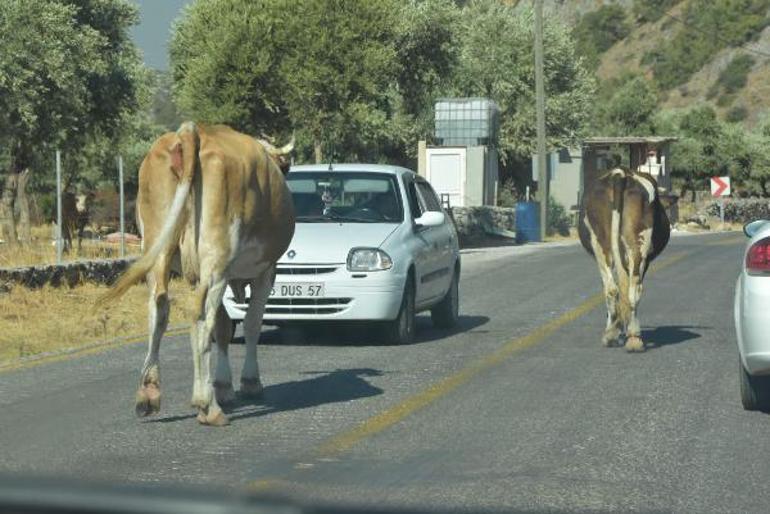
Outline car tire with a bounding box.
[740,360,770,411]
[384,275,416,345]
[431,267,459,329]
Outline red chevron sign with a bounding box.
[711,176,731,197]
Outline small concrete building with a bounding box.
[416,98,500,208]
[533,136,677,218]
[582,136,677,194]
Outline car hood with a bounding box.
[279,222,400,264]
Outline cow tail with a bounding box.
[611,170,631,326]
[98,123,199,305]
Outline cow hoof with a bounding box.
[239,378,264,399]
[197,408,229,427]
[625,336,646,353]
[214,382,236,405]
[135,385,161,417]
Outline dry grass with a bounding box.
[0,279,196,364]
[544,227,579,243]
[0,225,141,268]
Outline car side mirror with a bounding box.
[415,211,445,229]
[744,220,770,238]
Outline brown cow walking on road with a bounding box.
[99,122,295,426]
[578,168,671,352]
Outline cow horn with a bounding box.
[275,135,295,155]
[260,135,295,156]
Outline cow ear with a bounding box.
[169,141,183,178]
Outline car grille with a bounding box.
[265,297,352,316]
[275,266,339,275]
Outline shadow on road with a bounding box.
[147,368,384,425]
[246,314,490,347]
[642,325,707,348]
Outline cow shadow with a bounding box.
[642,325,707,348]
[148,368,384,424]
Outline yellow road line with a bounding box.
[705,235,745,246]
[0,326,189,374]
[246,250,690,491]
[314,249,689,458]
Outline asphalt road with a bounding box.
[0,231,764,513]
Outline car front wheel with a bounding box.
[383,275,415,345]
[431,267,459,329]
[740,360,770,411]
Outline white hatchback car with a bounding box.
[222,164,461,344]
[734,219,770,410]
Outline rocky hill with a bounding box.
[515,0,770,126]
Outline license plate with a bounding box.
[270,282,325,298]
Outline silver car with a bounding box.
[223,164,461,344]
[735,219,770,410]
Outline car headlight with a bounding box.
[347,247,393,272]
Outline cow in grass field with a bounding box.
[61,191,94,252]
[99,122,295,426]
[578,168,671,352]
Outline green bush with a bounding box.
[726,105,748,123]
[547,197,572,237]
[497,180,518,208]
[573,5,630,69]
[632,0,680,23]
[649,0,769,90]
[716,54,755,94]
[715,93,734,107]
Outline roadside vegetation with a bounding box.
[3,0,770,363]
[0,225,140,268]
[643,0,770,91]
[0,279,194,364]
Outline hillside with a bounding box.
[519,0,770,126]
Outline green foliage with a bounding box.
[595,75,659,135]
[452,1,595,163]
[726,105,749,123]
[646,0,770,90]
[573,5,630,69]
[149,70,183,131]
[171,0,594,168]
[632,0,680,23]
[654,105,762,196]
[171,0,462,164]
[0,0,143,183]
[707,54,755,100]
[497,180,517,208]
[547,197,571,237]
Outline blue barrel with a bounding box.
[515,202,541,243]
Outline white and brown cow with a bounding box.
[578,168,671,352]
[100,122,295,426]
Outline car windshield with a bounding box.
[287,172,403,223]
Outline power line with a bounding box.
[659,8,770,59]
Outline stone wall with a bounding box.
[449,206,516,247]
[0,258,135,291]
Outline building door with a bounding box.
[426,147,466,208]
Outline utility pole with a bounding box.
[534,0,548,241]
[118,156,125,258]
[55,150,63,264]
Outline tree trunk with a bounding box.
[314,140,323,164]
[15,169,31,244]
[0,173,18,246]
